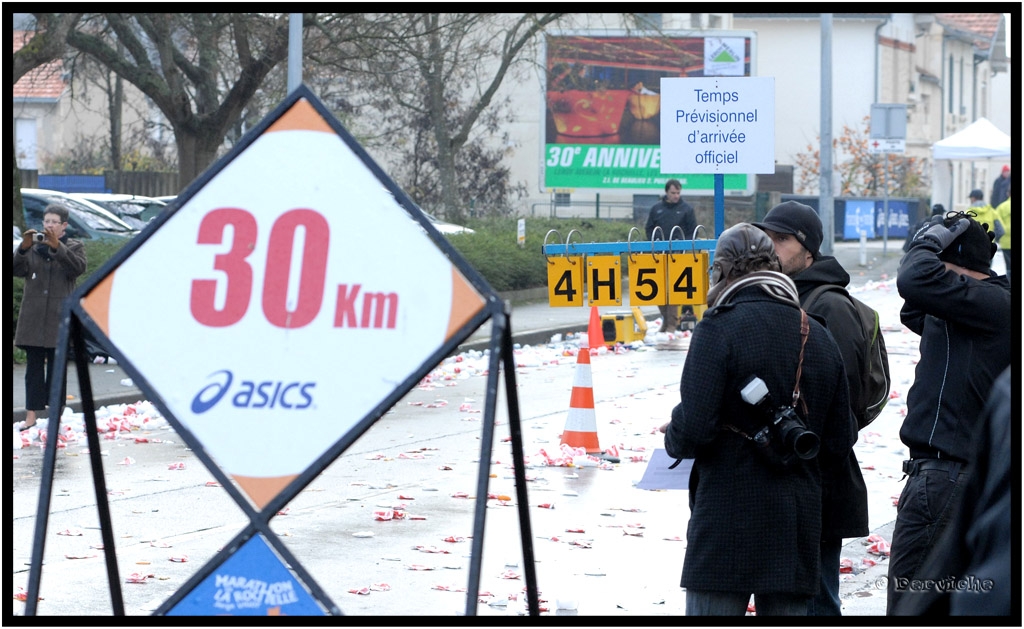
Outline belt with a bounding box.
[902,458,963,478]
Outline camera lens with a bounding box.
[775,408,820,460]
[33,232,45,243]
[789,430,820,459]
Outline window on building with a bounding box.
[636,14,661,30]
[947,55,954,114]
[959,57,964,115]
[15,118,38,170]
[708,14,722,29]
[554,192,571,207]
[690,14,703,29]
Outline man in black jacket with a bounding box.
[662,223,856,616]
[887,213,1011,615]
[754,201,869,616]
[892,367,1012,616]
[645,178,696,332]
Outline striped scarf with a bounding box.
[708,270,800,309]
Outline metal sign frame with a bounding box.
[24,85,540,617]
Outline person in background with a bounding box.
[13,204,87,430]
[661,223,855,616]
[994,182,1011,285]
[645,178,696,333]
[753,201,869,616]
[990,164,1010,209]
[967,189,1004,265]
[904,204,945,254]
[887,213,1011,615]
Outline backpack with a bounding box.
[805,285,891,429]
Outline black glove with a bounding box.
[919,218,970,251]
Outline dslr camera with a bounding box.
[741,376,820,467]
[33,232,46,243]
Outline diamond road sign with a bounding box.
[78,88,488,509]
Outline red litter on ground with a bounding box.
[867,540,891,556]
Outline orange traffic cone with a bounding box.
[588,306,603,350]
[560,338,601,453]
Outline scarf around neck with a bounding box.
[707,270,800,309]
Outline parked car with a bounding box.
[71,193,167,229]
[423,210,474,235]
[20,188,138,242]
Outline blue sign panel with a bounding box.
[875,200,911,238]
[168,535,324,616]
[844,200,876,239]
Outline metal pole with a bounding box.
[287,13,302,93]
[714,174,725,237]
[820,13,835,256]
[883,153,890,256]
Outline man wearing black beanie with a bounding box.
[888,214,1011,615]
[754,201,869,616]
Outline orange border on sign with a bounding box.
[233,474,299,510]
[80,272,115,338]
[446,267,486,342]
[266,98,334,134]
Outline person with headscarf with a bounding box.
[660,223,856,616]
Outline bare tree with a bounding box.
[65,13,311,191]
[12,13,83,231]
[13,13,82,83]
[315,13,565,222]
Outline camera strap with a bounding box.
[723,309,812,441]
[792,309,810,415]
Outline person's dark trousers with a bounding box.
[808,538,842,615]
[23,346,64,413]
[1002,249,1011,284]
[886,461,968,615]
[686,590,810,616]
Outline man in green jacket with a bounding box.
[995,188,1011,284]
[967,189,1003,269]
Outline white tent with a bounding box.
[932,117,1012,160]
[931,117,1011,211]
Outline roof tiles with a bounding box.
[935,13,1002,51]
[13,30,66,101]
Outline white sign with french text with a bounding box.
[660,77,775,174]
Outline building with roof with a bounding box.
[13,23,158,176]
[13,12,1012,219]
[495,12,1012,217]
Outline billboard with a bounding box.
[542,31,756,194]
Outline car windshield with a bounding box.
[95,199,150,217]
[41,195,134,232]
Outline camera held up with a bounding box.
[740,375,820,468]
[33,232,46,243]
